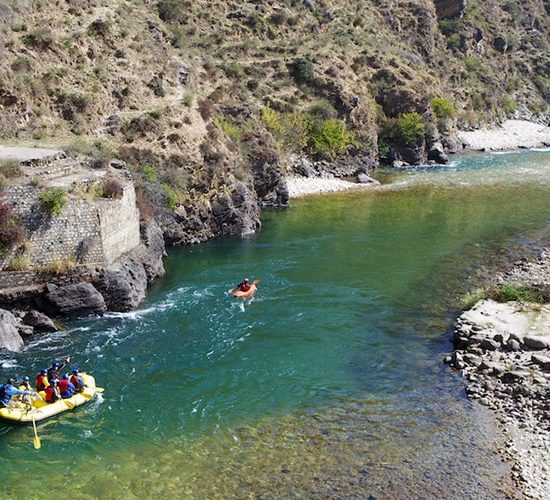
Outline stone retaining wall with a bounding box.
[0,172,140,273]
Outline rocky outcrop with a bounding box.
[210,182,261,238]
[95,258,147,312]
[427,141,449,164]
[41,283,107,317]
[0,308,24,352]
[434,0,467,19]
[22,310,58,333]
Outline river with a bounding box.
[1,150,550,498]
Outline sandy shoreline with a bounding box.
[459,119,550,151]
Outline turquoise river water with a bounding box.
[1,151,550,498]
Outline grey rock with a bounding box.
[463,353,482,366]
[500,371,526,384]
[23,310,58,332]
[531,354,550,371]
[427,142,449,164]
[524,336,549,350]
[493,36,508,53]
[506,339,521,352]
[480,360,506,375]
[45,283,106,317]
[95,258,147,312]
[480,338,500,351]
[0,308,24,352]
[356,173,381,185]
[109,159,126,170]
[391,160,408,168]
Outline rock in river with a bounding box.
[44,283,107,317]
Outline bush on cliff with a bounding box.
[308,119,356,158]
[431,97,455,119]
[395,113,425,145]
[40,188,67,216]
[0,201,26,252]
[100,179,124,199]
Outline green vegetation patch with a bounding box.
[431,97,455,119]
[394,113,425,144]
[492,283,544,304]
[0,201,26,252]
[39,188,68,216]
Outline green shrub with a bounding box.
[492,283,543,304]
[464,56,481,72]
[157,0,188,22]
[308,100,337,120]
[395,113,425,144]
[39,188,67,216]
[21,29,54,50]
[309,120,356,157]
[224,62,244,78]
[143,164,158,183]
[289,57,315,84]
[163,184,187,210]
[431,97,455,119]
[214,116,244,143]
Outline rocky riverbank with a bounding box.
[445,248,550,499]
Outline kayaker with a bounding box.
[59,374,76,399]
[44,379,60,403]
[70,369,87,393]
[35,369,50,391]
[47,357,70,383]
[236,277,251,292]
[0,378,30,408]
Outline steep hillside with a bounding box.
[0,0,549,242]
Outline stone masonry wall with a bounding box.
[0,178,140,276]
[98,183,141,264]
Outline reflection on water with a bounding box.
[1,151,549,497]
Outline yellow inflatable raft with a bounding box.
[0,373,101,424]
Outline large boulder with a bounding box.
[0,308,24,352]
[44,283,106,317]
[95,258,148,312]
[23,310,58,333]
[427,142,449,164]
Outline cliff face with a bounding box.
[0,0,549,241]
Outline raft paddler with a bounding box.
[44,379,60,403]
[59,374,76,399]
[70,369,87,393]
[0,378,31,408]
[47,357,70,383]
[35,369,49,391]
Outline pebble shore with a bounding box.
[286,176,373,198]
[445,249,550,499]
[458,120,550,151]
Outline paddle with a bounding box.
[31,409,41,450]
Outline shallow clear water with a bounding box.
[1,150,550,498]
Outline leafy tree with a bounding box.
[395,113,425,144]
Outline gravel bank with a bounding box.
[458,120,550,151]
[445,249,550,499]
[286,177,376,198]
